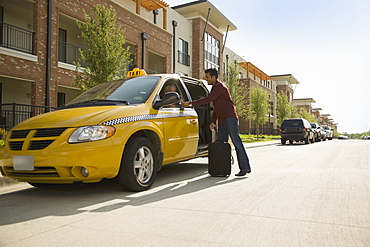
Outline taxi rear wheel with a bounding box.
[117,137,157,191]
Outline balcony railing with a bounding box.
[58,41,86,67]
[0,103,57,131]
[0,22,35,54]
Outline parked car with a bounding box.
[318,125,327,141]
[0,69,216,192]
[338,135,349,139]
[280,118,315,145]
[310,123,326,142]
[322,125,333,140]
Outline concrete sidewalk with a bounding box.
[0,140,280,187]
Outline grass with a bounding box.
[240,134,280,143]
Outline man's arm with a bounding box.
[181,83,223,107]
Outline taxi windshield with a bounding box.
[66,76,160,106]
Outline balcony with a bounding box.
[58,41,86,67]
[0,22,35,54]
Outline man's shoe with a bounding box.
[235,170,251,176]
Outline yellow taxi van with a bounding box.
[0,69,214,191]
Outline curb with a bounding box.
[244,140,280,149]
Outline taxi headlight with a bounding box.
[68,126,116,143]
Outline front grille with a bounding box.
[9,141,24,150]
[29,140,55,150]
[8,128,67,151]
[34,128,66,137]
[10,130,31,139]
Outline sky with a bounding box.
[165,0,370,134]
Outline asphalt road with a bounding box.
[0,139,369,247]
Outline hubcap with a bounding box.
[134,146,154,184]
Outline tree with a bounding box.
[276,92,297,126]
[248,87,269,136]
[75,4,131,90]
[297,108,316,122]
[224,60,247,119]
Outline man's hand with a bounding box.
[181,102,190,107]
[210,123,216,131]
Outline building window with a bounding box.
[58,28,67,63]
[57,92,66,107]
[178,38,190,66]
[204,33,219,70]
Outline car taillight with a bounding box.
[302,127,307,132]
[279,127,283,132]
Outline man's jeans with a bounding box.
[218,117,251,172]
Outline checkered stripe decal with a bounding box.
[102,113,193,126]
[103,114,159,125]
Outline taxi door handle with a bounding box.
[190,119,198,125]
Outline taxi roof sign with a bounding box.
[126,68,147,77]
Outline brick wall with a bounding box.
[191,17,224,80]
[238,78,276,134]
[0,0,172,107]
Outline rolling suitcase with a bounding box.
[208,140,232,177]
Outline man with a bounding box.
[163,84,179,108]
[181,68,251,176]
[164,84,177,94]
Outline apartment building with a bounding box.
[270,74,300,103]
[237,62,276,134]
[0,0,235,130]
[293,98,316,115]
[221,47,277,134]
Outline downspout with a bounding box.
[45,0,52,111]
[141,32,148,70]
[172,20,178,73]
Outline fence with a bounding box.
[0,22,35,54]
[0,103,57,131]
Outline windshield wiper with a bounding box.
[88,99,130,105]
[59,99,130,109]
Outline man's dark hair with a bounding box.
[205,68,218,79]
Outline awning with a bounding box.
[132,0,169,11]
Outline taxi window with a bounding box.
[66,76,160,106]
[159,79,189,102]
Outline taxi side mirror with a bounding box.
[153,92,180,110]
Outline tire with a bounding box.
[117,137,157,192]
[281,138,286,145]
[304,137,310,144]
[289,140,293,145]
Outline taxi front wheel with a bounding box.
[117,137,157,191]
